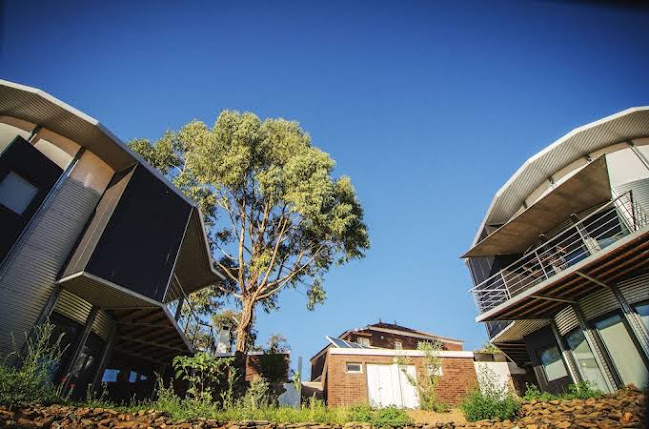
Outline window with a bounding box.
[394,341,403,350]
[564,328,609,392]
[635,303,649,331]
[538,345,568,382]
[101,369,118,383]
[357,337,370,347]
[0,171,38,215]
[129,371,138,383]
[346,362,362,373]
[594,313,649,388]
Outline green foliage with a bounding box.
[0,323,67,406]
[523,381,603,401]
[476,342,503,354]
[396,340,446,412]
[172,352,236,402]
[129,111,370,352]
[371,406,413,427]
[242,377,271,410]
[460,366,520,422]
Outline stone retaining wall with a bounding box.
[0,388,644,429]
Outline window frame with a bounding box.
[345,362,363,374]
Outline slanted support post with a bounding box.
[62,306,99,393]
[91,323,117,394]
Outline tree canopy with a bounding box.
[129,111,369,352]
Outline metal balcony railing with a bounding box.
[470,191,649,316]
[166,280,219,354]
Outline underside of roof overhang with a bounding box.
[470,107,649,248]
[464,156,611,258]
[167,208,224,299]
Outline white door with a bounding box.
[366,364,419,408]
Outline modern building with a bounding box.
[0,80,224,400]
[308,322,523,407]
[463,108,649,394]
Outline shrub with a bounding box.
[461,366,520,421]
[523,381,603,401]
[371,406,412,427]
[396,340,446,412]
[0,323,66,406]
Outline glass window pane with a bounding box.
[636,304,649,331]
[594,314,649,389]
[539,345,568,381]
[0,171,38,215]
[565,329,609,392]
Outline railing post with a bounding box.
[535,250,548,279]
[500,272,510,300]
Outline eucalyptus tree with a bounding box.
[129,111,369,352]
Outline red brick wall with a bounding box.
[344,330,463,351]
[325,352,477,407]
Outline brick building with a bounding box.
[309,323,493,408]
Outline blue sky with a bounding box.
[2,1,648,377]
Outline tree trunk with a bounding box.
[235,297,255,353]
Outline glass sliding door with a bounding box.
[635,303,649,331]
[593,314,649,389]
[564,328,609,392]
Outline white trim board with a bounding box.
[329,348,474,359]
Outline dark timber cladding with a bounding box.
[62,163,192,302]
[0,136,63,262]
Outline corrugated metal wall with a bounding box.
[554,306,579,336]
[0,177,101,356]
[578,287,619,321]
[619,272,649,306]
[53,290,113,341]
[614,177,649,216]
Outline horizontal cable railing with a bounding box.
[166,278,218,354]
[470,191,648,315]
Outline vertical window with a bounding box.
[0,171,38,215]
[635,303,649,331]
[538,345,568,381]
[594,314,649,388]
[564,328,609,392]
[357,337,370,347]
[394,341,403,350]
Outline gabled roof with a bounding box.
[309,322,464,362]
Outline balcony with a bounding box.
[470,190,649,320]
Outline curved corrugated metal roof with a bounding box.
[471,107,649,247]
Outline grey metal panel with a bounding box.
[578,287,620,321]
[491,319,549,343]
[614,177,649,217]
[554,306,579,336]
[91,308,113,341]
[53,289,92,325]
[52,289,113,341]
[0,177,101,356]
[618,272,649,305]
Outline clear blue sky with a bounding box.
[2,1,648,377]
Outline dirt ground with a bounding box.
[407,408,467,425]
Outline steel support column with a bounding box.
[91,324,117,394]
[571,304,619,391]
[62,306,99,392]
